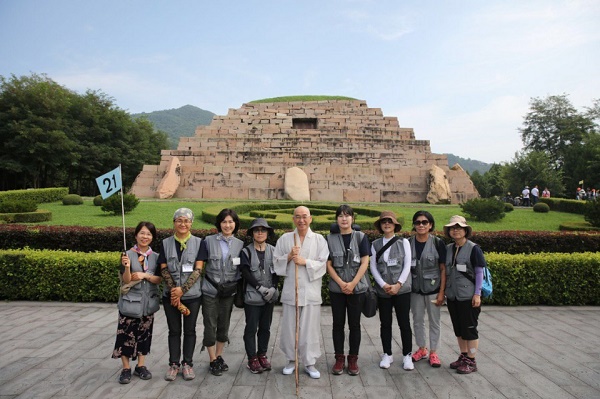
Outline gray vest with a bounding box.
[372,237,412,297]
[445,240,476,301]
[201,235,244,298]
[327,231,369,294]
[243,244,275,306]
[162,235,202,300]
[118,249,160,317]
[409,235,442,295]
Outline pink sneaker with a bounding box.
[412,347,428,362]
[429,352,441,368]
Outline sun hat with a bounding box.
[374,211,401,233]
[173,208,194,222]
[443,215,472,238]
[247,218,274,236]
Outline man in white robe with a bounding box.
[274,206,329,379]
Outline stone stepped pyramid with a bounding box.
[131,99,478,203]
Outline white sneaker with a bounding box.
[282,361,295,375]
[304,365,320,379]
[379,353,393,369]
[403,353,414,370]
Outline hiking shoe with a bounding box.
[247,356,264,374]
[429,352,441,368]
[331,354,345,375]
[457,357,477,374]
[347,354,359,376]
[119,368,131,384]
[134,365,152,380]
[403,353,414,370]
[257,354,271,371]
[209,360,223,376]
[216,355,229,372]
[182,364,195,380]
[379,353,393,369]
[412,347,428,362]
[164,364,179,381]
[450,353,467,369]
[282,361,295,375]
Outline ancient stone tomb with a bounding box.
[131,99,478,203]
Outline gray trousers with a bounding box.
[410,292,441,351]
[280,303,321,366]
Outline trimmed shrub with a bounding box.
[101,193,140,215]
[0,187,69,203]
[0,199,37,213]
[0,210,52,223]
[584,200,600,227]
[540,198,586,214]
[460,198,505,222]
[93,195,104,206]
[503,202,514,212]
[533,203,550,213]
[62,194,84,205]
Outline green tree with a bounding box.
[503,150,565,197]
[0,73,168,195]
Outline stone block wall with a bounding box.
[131,99,479,203]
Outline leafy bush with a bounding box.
[504,202,514,212]
[93,195,104,206]
[533,203,550,213]
[0,187,68,203]
[584,200,600,227]
[101,193,140,215]
[459,198,505,222]
[0,199,37,213]
[540,198,586,214]
[62,194,83,205]
[0,210,51,223]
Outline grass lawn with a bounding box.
[33,199,586,232]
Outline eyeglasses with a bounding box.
[380,219,394,225]
[253,228,268,233]
[174,219,192,225]
[413,220,430,226]
[449,225,464,230]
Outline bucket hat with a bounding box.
[374,211,401,233]
[443,215,472,238]
[247,218,274,236]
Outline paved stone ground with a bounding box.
[0,302,599,399]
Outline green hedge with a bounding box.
[0,187,69,203]
[1,249,599,305]
[1,224,600,254]
[0,210,52,223]
[540,197,586,214]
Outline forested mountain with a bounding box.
[444,153,492,174]
[132,105,215,149]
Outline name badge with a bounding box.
[353,255,361,263]
[232,257,241,266]
[456,264,467,272]
[182,263,193,273]
[387,258,398,266]
[411,259,417,268]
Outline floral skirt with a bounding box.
[111,312,154,360]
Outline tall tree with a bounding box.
[0,73,168,194]
[519,94,595,170]
[503,150,565,198]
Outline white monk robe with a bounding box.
[274,228,329,366]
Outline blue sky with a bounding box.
[1,0,599,164]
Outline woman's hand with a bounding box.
[341,280,356,295]
[472,294,481,308]
[130,272,143,281]
[121,254,130,268]
[434,292,445,307]
[387,282,401,296]
[170,287,183,307]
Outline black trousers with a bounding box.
[330,291,365,355]
[243,302,275,358]
[163,296,201,366]
[378,292,412,356]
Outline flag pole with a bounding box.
[119,164,127,253]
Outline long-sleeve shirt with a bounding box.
[369,236,412,288]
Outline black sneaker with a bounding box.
[119,368,132,384]
[216,355,229,372]
[209,360,223,376]
[134,365,152,380]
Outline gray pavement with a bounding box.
[0,301,599,399]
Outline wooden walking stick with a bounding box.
[294,233,300,396]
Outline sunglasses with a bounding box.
[253,228,268,233]
[413,220,430,226]
[380,219,394,225]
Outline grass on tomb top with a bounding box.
[249,95,359,103]
[30,199,586,232]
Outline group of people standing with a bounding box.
[112,205,487,384]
